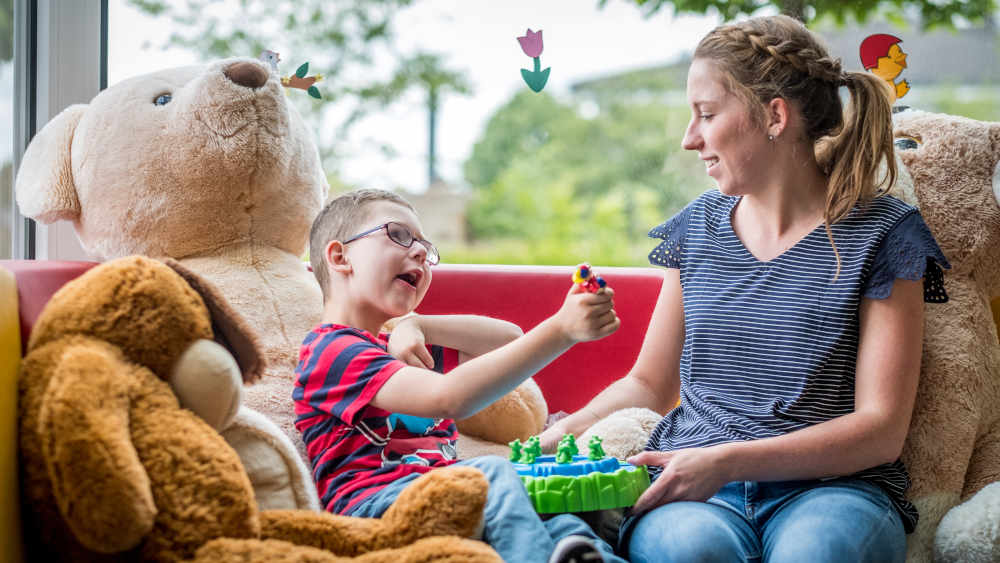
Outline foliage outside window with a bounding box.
[1,0,13,259]
[118,0,997,267]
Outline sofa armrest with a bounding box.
[0,260,98,355]
[0,265,24,563]
[417,264,664,414]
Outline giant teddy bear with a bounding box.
[14,57,546,494]
[18,255,500,562]
[889,109,1000,563]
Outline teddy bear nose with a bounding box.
[224,61,269,89]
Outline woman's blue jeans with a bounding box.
[349,455,627,563]
[622,477,907,563]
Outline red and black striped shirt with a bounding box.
[293,324,459,514]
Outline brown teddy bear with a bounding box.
[18,255,500,562]
[14,57,545,471]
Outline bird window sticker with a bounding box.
[859,34,909,101]
[260,50,324,99]
[517,29,550,92]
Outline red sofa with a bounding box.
[0,259,664,563]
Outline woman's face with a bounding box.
[681,59,772,196]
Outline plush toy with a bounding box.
[13,56,545,492]
[889,109,1000,563]
[17,255,499,562]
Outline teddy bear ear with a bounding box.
[14,104,87,223]
[163,259,266,384]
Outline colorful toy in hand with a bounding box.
[511,433,650,513]
[572,263,607,293]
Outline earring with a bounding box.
[768,134,774,141]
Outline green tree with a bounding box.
[462,89,709,263]
[373,52,472,188]
[127,0,470,173]
[1,0,11,62]
[607,0,996,27]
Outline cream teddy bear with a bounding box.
[14,57,545,492]
[15,58,327,509]
[889,109,1000,563]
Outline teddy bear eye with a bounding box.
[153,94,172,106]
[894,136,920,150]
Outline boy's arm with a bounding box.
[388,315,523,367]
[373,286,619,421]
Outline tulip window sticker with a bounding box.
[517,29,550,92]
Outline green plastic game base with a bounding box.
[518,459,650,514]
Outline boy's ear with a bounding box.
[325,240,352,274]
[766,97,790,138]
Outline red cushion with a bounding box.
[0,260,662,414]
[417,264,663,414]
[0,260,99,355]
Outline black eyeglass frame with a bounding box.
[342,221,440,266]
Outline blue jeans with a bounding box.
[622,478,906,563]
[348,456,626,563]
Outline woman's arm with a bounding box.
[630,277,924,513]
[540,269,685,450]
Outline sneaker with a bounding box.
[548,535,605,563]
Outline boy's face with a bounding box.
[339,200,433,319]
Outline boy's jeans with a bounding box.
[622,477,907,563]
[348,455,627,563]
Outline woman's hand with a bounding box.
[628,447,731,514]
[387,317,435,369]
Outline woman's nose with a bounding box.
[681,121,700,151]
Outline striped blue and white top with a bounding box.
[646,189,950,533]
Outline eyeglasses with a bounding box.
[343,221,440,266]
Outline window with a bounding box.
[7,0,104,260]
[95,2,999,267]
[1,0,14,258]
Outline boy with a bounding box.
[295,188,625,563]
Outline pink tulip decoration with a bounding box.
[517,29,544,58]
[517,28,550,92]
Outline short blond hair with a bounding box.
[309,188,415,300]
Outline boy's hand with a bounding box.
[553,284,620,343]
[387,317,435,369]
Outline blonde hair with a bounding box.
[309,188,415,301]
[694,15,897,273]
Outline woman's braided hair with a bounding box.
[695,15,897,273]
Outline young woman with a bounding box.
[540,14,949,563]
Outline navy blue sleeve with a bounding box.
[648,204,694,269]
[863,211,951,303]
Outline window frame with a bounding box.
[11,0,106,260]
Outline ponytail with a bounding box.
[817,71,896,225]
[816,71,896,277]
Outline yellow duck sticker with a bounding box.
[860,34,909,101]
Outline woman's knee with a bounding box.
[764,482,905,563]
[627,503,758,563]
